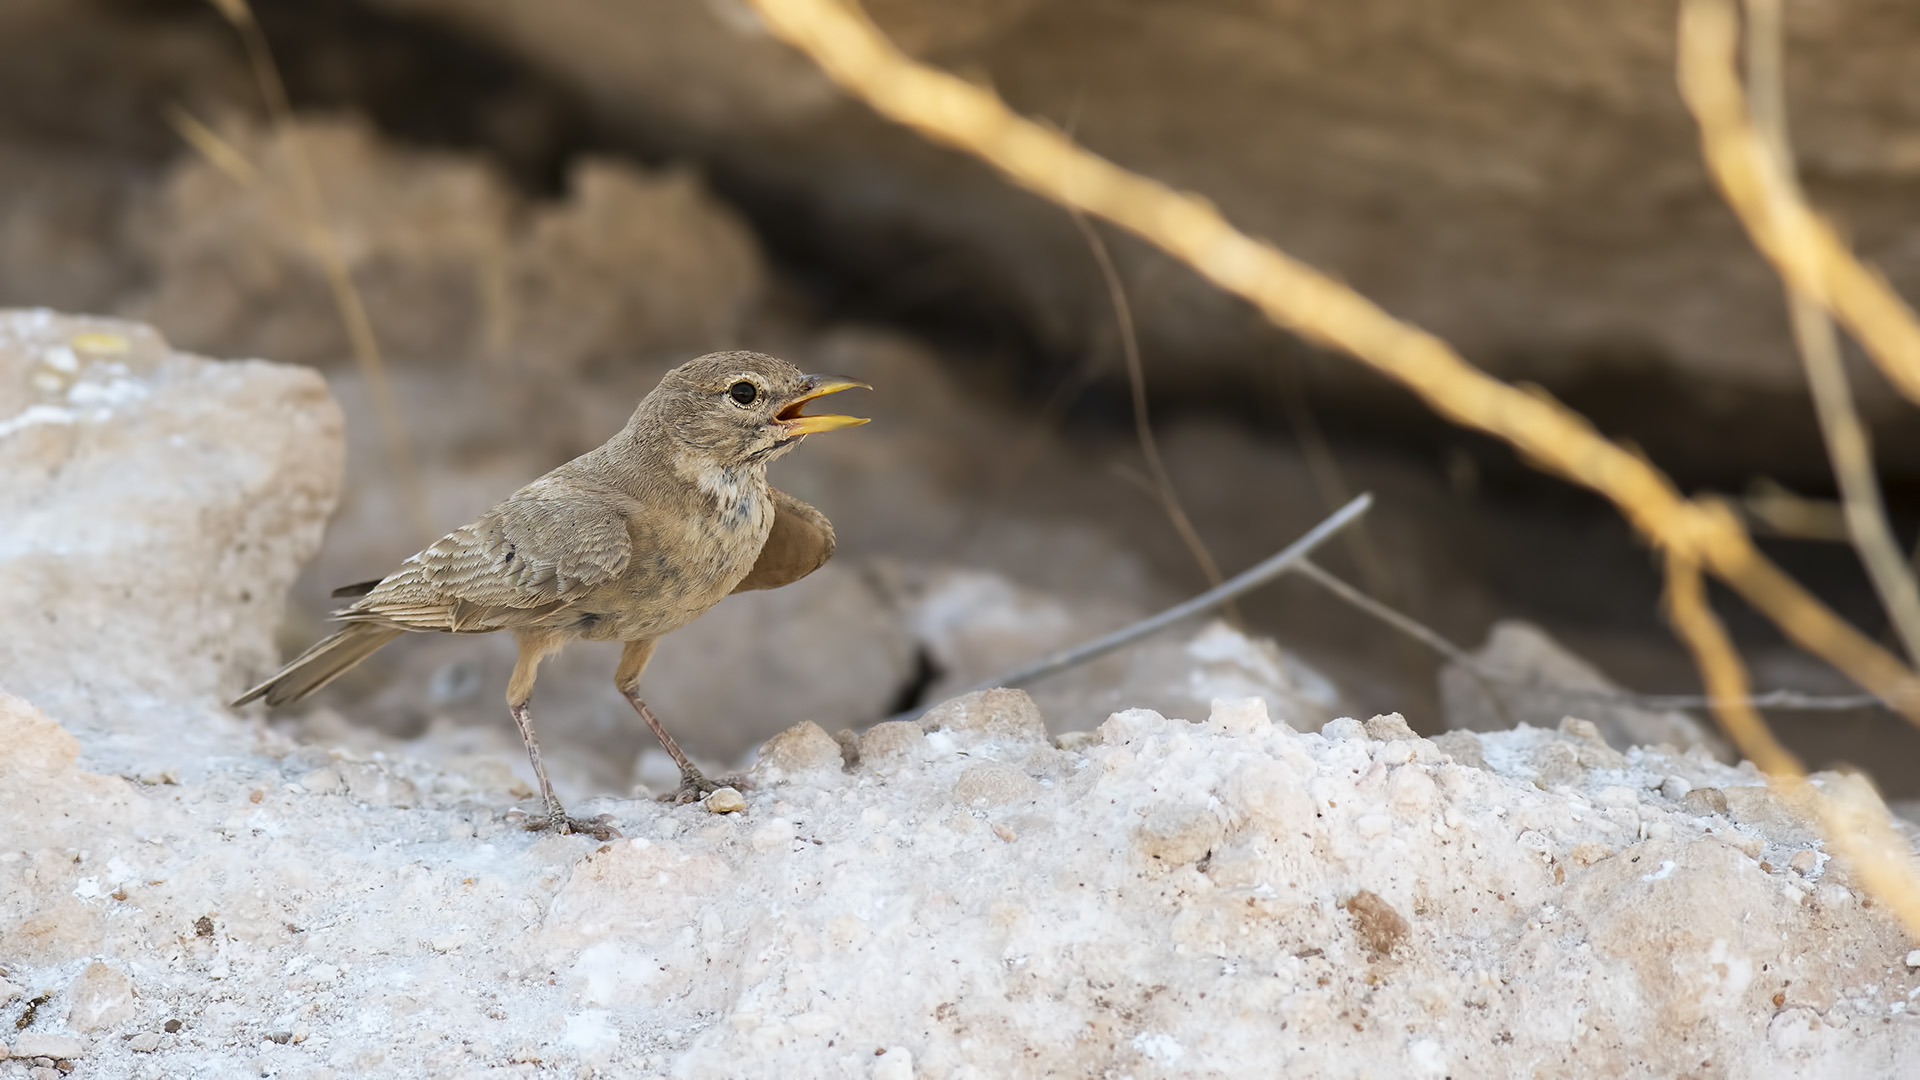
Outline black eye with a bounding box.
[728,381,757,406]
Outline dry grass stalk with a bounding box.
[1677,1,1920,408]
[1665,551,1920,933]
[204,0,431,542]
[742,0,1920,934]
[162,104,260,188]
[1728,0,1920,664]
[1069,210,1237,623]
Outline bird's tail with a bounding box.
[231,623,405,708]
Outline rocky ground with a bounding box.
[6,317,1920,1078]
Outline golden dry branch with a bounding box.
[1680,0,1920,409]
[1699,0,1920,667]
[1666,550,1920,933]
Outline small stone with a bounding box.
[1789,849,1820,876]
[298,765,343,794]
[1344,889,1410,957]
[1530,741,1583,790]
[951,762,1040,807]
[1430,731,1487,771]
[128,1033,161,1053]
[1558,716,1604,743]
[1906,949,1920,969]
[1374,740,1415,772]
[1133,803,1223,866]
[31,1067,58,1080]
[1659,776,1693,801]
[265,1031,293,1044]
[1387,766,1437,815]
[1322,717,1366,741]
[703,786,746,814]
[1053,730,1098,752]
[753,721,845,782]
[163,1019,182,1033]
[1681,787,1730,816]
[1569,842,1614,867]
[1364,713,1416,741]
[64,961,135,1032]
[1208,697,1271,736]
[857,721,923,768]
[12,1035,84,1060]
[918,688,1047,745]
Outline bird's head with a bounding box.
[647,350,870,468]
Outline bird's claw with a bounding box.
[662,769,737,805]
[525,811,622,841]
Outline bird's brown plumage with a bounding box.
[234,351,868,835]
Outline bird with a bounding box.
[234,350,870,839]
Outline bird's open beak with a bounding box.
[776,375,871,436]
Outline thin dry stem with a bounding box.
[207,0,431,542]
[1677,0,1920,407]
[162,104,260,188]
[1737,0,1920,664]
[1299,557,1875,714]
[1068,209,1236,622]
[1666,552,1920,934]
[742,0,1920,725]
[1742,478,1850,542]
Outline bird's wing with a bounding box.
[732,487,836,593]
[343,479,632,632]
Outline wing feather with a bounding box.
[341,479,631,631]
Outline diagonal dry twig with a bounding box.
[1737,0,1920,665]
[203,0,431,543]
[884,494,1373,725]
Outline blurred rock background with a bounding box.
[2,0,1917,796]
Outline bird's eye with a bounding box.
[728,381,758,406]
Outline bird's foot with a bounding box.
[661,768,745,806]
[524,810,622,841]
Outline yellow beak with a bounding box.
[776,375,871,436]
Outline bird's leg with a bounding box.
[616,638,723,804]
[509,632,618,840]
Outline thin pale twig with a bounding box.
[162,104,259,188]
[885,494,1373,724]
[206,0,432,543]
[1069,209,1238,624]
[1297,557,1880,714]
[1741,0,1920,665]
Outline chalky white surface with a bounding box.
[3,686,1918,1079]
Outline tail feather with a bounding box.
[232,624,406,708]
